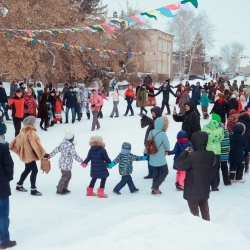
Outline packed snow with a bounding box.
[2,77,250,250]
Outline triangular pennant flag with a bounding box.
[32,38,37,45]
[64,43,69,50]
[181,0,198,8]
[141,12,157,20]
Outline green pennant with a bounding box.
[89,26,104,32]
[141,12,157,20]
[64,43,69,50]
[181,0,198,8]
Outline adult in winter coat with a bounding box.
[136,82,142,107]
[190,84,201,115]
[97,86,107,119]
[166,130,191,190]
[141,106,162,179]
[23,88,37,118]
[178,87,190,114]
[239,80,246,93]
[202,114,224,191]
[36,82,43,102]
[63,86,77,123]
[232,80,239,92]
[6,89,25,136]
[237,112,250,173]
[18,82,26,97]
[0,143,16,249]
[9,116,48,196]
[83,136,111,198]
[136,85,153,115]
[108,86,124,118]
[9,80,18,99]
[146,117,170,195]
[173,100,201,141]
[238,95,247,113]
[77,84,91,120]
[143,75,152,88]
[62,83,69,95]
[227,94,238,118]
[208,80,215,103]
[229,123,248,182]
[174,82,183,105]
[154,80,176,115]
[210,94,228,123]
[38,93,50,131]
[87,89,102,131]
[223,82,231,101]
[47,89,56,126]
[175,132,216,221]
[227,109,238,135]
[0,82,11,120]
[54,91,63,123]
[146,82,159,106]
[124,84,135,116]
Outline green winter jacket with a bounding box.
[199,93,210,107]
[201,120,224,155]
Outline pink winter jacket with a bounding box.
[109,90,123,101]
[87,89,103,111]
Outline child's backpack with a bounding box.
[146,131,163,154]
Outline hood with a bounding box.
[207,120,220,130]
[238,112,250,120]
[233,123,245,135]
[64,83,69,88]
[184,100,195,112]
[128,84,133,89]
[190,84,196,90]
[154,117,165,130]
[151,106,162,118]
[229,109,238,116]
[177,130,188,139]
[191,132,208,151]
[92,88,99,98]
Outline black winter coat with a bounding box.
[173,100,201,140]
[210,99,228,123]
[0,88,8,103]
[84,146,111,179]
[0,144,14,199]
[175,132,215,202]
[63,91,77,108]
[227,98,238,117]
[48,96,56,115]
[236,112,250,153]
[154,85,176,101]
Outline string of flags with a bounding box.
[1,32,248,61]
[0,0,198,37]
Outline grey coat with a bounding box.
[10,83,18,98]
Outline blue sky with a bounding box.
[102,0,250,64]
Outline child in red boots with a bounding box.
[82,136,111,198]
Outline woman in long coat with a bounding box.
[136,85,153,115]
[9,116,48,196]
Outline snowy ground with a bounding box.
[3,77,250,250]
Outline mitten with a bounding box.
[81,162,87,168]
[108,162,115,169]
[44,153,51,159]
[142,155,148,161]
[91,104,95,108]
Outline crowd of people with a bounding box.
[0,76,249,249]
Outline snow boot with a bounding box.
[0,240,17,249]
[16,184,28,192]
[63,189,71,194]
[97,188,108,198]
[151,187,162,194]
[60,120,63,124]
[86,187,97,196]
[50,121,54,127]
[87,113,90,120]
[56,190,67,195]
[65,120,68,124]
[72,119,75,124]
[245,155,249,173]
[39,121,44,130]
[31,188,42,196]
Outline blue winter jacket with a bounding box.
[146,117,170,167]
[191,85,200,103]
[84,146,111,178]
[168,130,191,170]
[63,91,77,108]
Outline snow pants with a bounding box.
[91,111,100,130]
[110,101,119,117]
[211,155,220,190]
[229,162,245,180]
[113,175,137,193]
[187,200,210,221]
[13,117,22,137]
[219,161,231,185]
[57,170,71,192]
[175,170,186,188]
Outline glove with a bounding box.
[91,104,95,108]
[44,154,51,159]
[108,162,115,169]
[81,162,87,168]
[142,155,148,161]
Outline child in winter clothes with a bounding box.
[227,109,238,135]
[54,91,63,124]
[166,130,191,191]
[199,89,210,119]
[229,123,248,183]
[48,129,84,195]
[75,98,81,122]
[108,142,147,195]
[82,136,111,198]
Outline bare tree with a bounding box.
[220,42,245,72]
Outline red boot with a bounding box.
[97,188,108,198]
[86,187,97,196]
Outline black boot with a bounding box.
[50,121,54,127]
[31,188,42,196]
[245,156,249,173]
[65,120,68,124]
[40,121,44,130]
[16,184,28,192]
[81,113,83,118]
[87,113,90,120]
[60,120,63,124]
[72,119,75,124]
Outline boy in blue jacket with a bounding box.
[108,142,147,195]
[166,130,191,191]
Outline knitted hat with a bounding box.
[212,113,221,123]
[27,88,32,95]
[69,86,74,90]
[122,142,131,150]
[65,128,74,140]
[23,116,36,126]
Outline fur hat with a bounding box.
[23,116,36,126]
[89,136,105,147]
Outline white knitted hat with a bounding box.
[65,128,74,140]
